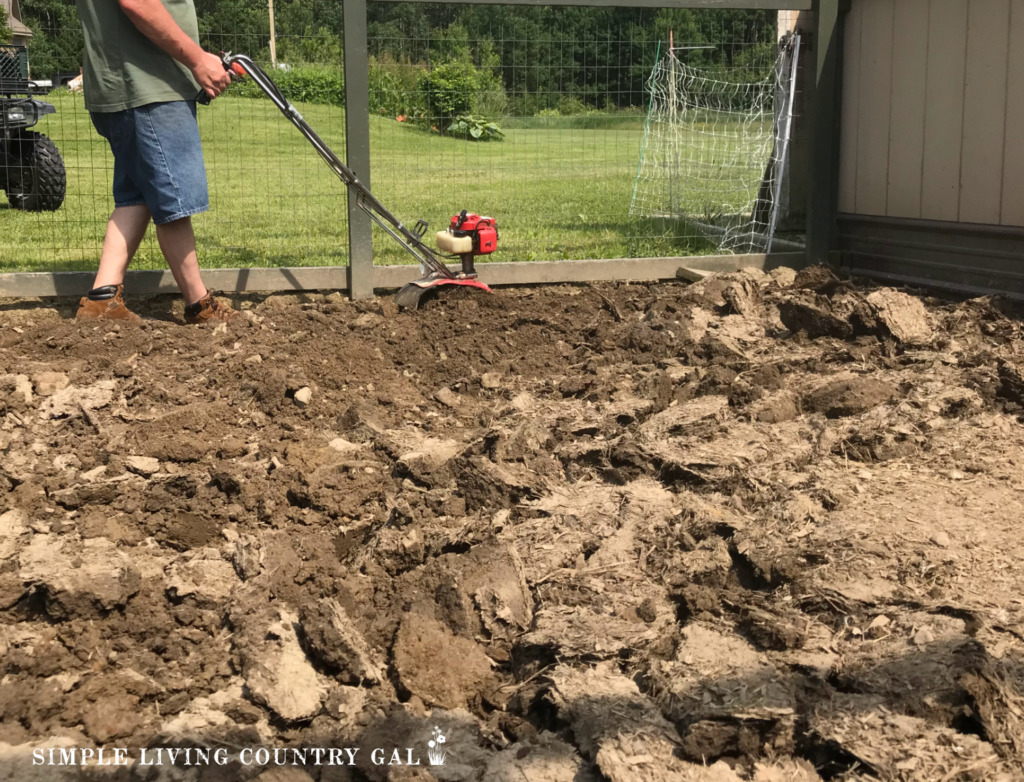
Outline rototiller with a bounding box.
[204,54,497,309]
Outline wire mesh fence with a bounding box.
[1,22,349,272]
[2,3,799,275]
[630,31,801,254]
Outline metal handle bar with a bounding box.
[220,53,454,279]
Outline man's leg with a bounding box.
[136,102,236,323]
[154,215,207,305]
[91,204,152,288]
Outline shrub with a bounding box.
[417,61,478,133]
[509,94,553,118]
[556,95,592,117]
[231,63,343,106]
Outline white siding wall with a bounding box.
[839,0,1024,228]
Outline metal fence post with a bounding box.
[806,0,847,267]
[343,0,374,299]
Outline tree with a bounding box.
[20,0,83,76]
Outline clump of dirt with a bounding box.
[0,268,1023,780]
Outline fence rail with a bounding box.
[1,0,838,299]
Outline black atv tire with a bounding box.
[4,131,67,212]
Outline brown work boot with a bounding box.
[184,290,238,325]
[75,285,143,324]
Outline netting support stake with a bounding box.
[767,33,800,254]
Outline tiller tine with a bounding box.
[395,275,493,311]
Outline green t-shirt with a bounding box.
[77,0,201,113]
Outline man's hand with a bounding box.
[192,51,231,100]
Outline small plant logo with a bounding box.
[427,725,447,766]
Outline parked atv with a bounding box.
[1,46,66,212]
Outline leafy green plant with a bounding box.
[231,64,343,106]
[448,115,504,142]
[417,61,478,133]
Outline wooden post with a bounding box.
[268,0,277,67]
[343,0,374,299]
[806,0,848,266]
[775,10,815,231]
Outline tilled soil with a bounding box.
[1,267,1024,782]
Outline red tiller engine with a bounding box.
[432,210,498,285]
[449,211,498,256]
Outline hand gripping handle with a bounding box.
[195,54,247,106]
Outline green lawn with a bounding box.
[0,91,724,272]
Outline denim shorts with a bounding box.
[90,101,209,225]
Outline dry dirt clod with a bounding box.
[866,614,891,639]
[912,627,936,646]
[38,379,117,419]
[124,454,160,477]
[328,437,362,454]
[769,266,798,287]
[83,693,143,743]
[231,602,324,722]
[483,733,589,782]
[2,373,33,404]
[803,376,896,418]
[750,389,801,423]
[676,266,711,282]
[435,386,461,408]
[0,508,28,559]
[293,386,313,408]
[357,708,493,782]
[393,613,496,709]
[32,371,70,397]
[232,534,263,580]
[18,536,141,618]
[753,759,823,782]
[165,549,239,606]
[930,530,952,548]
[219,437,248,458]
[548,662,742,782]
[481,372,502,389]
[299,598,382,684]
[866,288,934,344]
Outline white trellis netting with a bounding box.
[630,34,800,255]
